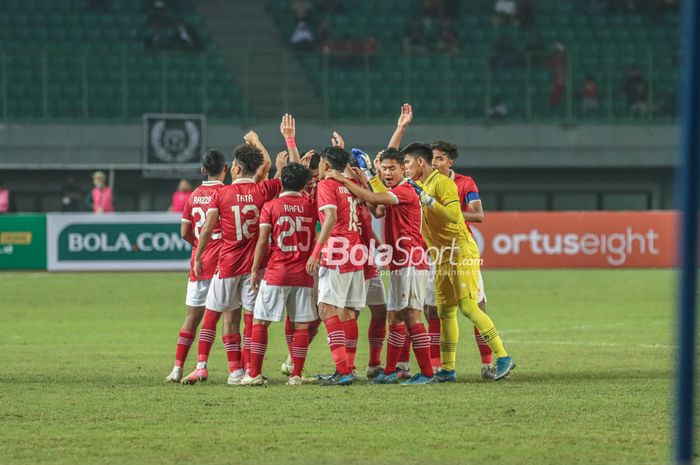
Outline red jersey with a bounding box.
[182,180,225,281]
[210,177,283,278]
[384,181,428,271]
[316,177,363,273]
[450,170,480,236]
[260,191,317,287]
[358,202,379,280]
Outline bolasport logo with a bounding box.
[472,226,660,266]
[57,223,191,261]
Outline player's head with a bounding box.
[281,162,312,193]
[306,151,321,191]
[201,149,228,179]
[431,140,458,176]
[319,146,350,179]
[401,142,433,181]
[232,143,263,180]
[379,148,405,188]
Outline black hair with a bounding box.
[379,148,404,164]
[348,157,359,168]
[309,152,321,170]
[201,149,226,176]
[430,140,459,160]
[232,143,264,176]
[281,162,312,192]
[402,142,433,163]
[321,146,350,170]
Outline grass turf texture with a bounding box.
[0,270,673,465]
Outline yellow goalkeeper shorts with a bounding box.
[433,254,481,307]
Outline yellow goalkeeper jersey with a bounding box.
[417,170,479,263]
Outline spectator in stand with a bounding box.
[547,42,567,108]
[0,179,17,214]
[289,0,315,21]
[517,0,535,28]
[403,20,428,53]
[490,35,520,69]
[86,171,114,214]
[60,176,84,212]
[290,21,315,51]
[492,0,518,27]
[624,65,649,114]
[579,75,600,112]
[169,179,192,213]
[487,96,508,119]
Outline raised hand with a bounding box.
[280,113,295,139]
[397,103,413,129]
[331,131,345,149]
[275,151,289,172]
[373,151,382,175]
[244,130,260,147]
[300,150,314,167]
[349,167,370,190]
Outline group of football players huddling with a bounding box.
[164,104,515,387]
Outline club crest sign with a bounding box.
[143,114,206,165]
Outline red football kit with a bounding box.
[181,180,225,281]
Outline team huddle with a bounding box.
[165,104,515,386]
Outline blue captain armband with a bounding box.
[466,192,480,203]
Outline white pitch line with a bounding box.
[504,339,674,350]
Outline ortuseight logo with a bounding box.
[57,223,191,261]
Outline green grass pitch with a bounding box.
[0,269,673,465]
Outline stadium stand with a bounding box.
[267,0,679,121]
[0,0,246,120]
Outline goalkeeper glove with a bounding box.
[351,148,376,179]
[406,178,436,208]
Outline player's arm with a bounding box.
[193,209,219,277]
[326,169,398,206]
[408,178,463,224]
[251,224,271,290]
[245,131,272,181]
[463,198,485,223]
[370,203,385,218]
[280,114,301,163]
[180,221,195,246]
[274,151,289,179]
[388,103,413,149]
[306,207,337,275]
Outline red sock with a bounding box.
[384,323,406,374]
[249,324,268,378]
[341,318,358,371]
[474,326,493,365]
[175,329,195,367]
[197,310,221,363]
[409,323,434,377]
[243,312,253,372]
[367,317,386,367]
[291,327,310,377]
[285,316,294,356]
[323,315,350,375]
[222,333,242,373]
[399,334,411,366]
[309,319,321,342]
[428,317,442,368]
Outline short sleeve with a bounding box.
[465,177,480,203]
[209,188,221,212]
[259,202,272,228]
[317,180,337,212]
[181,197,192,223]
[393,183,414,205]
[262,178,283,201]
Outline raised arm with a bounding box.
[388,103,413,149]
[326,169,397,206]
[280,114,301,163]
[274,151,289,179]
[245,130,271,181]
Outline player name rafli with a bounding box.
[283,204,305,213]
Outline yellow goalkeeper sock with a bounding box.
[458,297,508,358]
[437,305,459,371]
